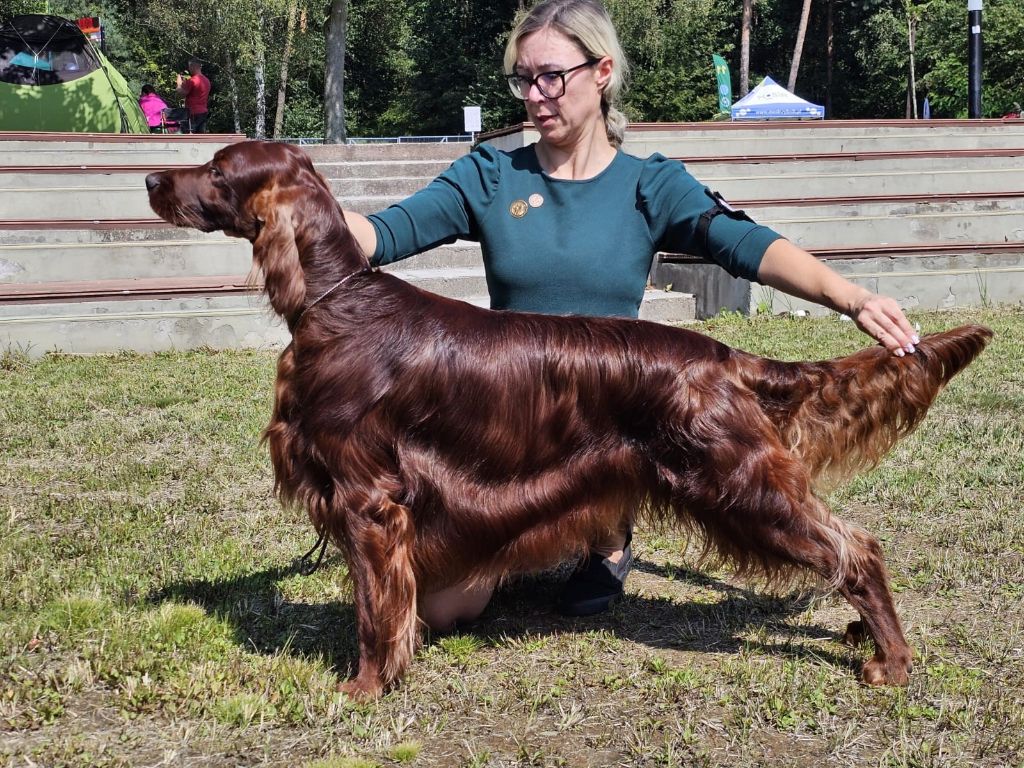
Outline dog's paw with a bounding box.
[337,677,383,701]
[861,655,913,687]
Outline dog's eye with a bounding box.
[210,166,222,178]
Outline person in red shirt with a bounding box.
[175,58,211,133]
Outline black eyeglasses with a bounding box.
[506,58,601,100]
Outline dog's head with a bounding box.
[146,140,325,241]
[146,140,347,319]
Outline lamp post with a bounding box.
[968,0,983,118]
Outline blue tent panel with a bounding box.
[730,76,824,121]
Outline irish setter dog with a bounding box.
[146,140,991,698]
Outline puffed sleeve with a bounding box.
[639,153,782,281]
[367,144,503,266]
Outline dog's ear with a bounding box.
[249,188,306,318]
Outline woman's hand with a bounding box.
[757,240,919,357]
[849,291,920,357]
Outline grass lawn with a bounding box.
[1,307,1022,768]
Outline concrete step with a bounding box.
[751,247,1024,316]
[753,195,1024,219]
[329,176,433,198]
[0,137,239,167]
[0,229,481,285]
[0,225,217,246]
[654,243,1024,319]
[336,196,406,215]
[686,152,1021,178]
[8,156,1016,224]
[0,186,401,220]
[0,234,251,284]
[314,159,455,180]
[624,120,1024,142]
[485,120,1024,157]
[0,183,157,220]
[5,156,1018,205]
[751,197,1024,247]
[383,241,483,270]
[694,164,1024,200]
[624,130,1024,158]
[0,284,695,357]
[0,294,289,356]
[303,143,470,163]
[0,170,152,189]
[383,266,489,297]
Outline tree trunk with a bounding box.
[324,0,348,144]
[273,1,299,139]
[907,14,918,119]
[225,57,241,134]
[254,10,267,140]
[740,0,752,96]
[825,0,833,116]
[787,0,812,93]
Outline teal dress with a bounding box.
[368,144,782,319]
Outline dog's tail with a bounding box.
[735,324,993,488]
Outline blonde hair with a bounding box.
[503,0,629,148]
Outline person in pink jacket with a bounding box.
[138,84,170,133]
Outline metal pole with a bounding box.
[968,0,983,118]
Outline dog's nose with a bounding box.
[145,173,162,192]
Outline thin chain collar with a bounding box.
[295,267,373,327]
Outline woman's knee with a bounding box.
[419,576,497,633]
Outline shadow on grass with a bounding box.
[147,549,860,681]
[146,553,361,676]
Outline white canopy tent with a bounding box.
[730,76,824,121]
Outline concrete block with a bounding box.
[637,288,697,324]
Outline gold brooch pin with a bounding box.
[528,193,544,208]
[509,199,529,218]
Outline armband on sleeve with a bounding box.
[696,189,754,254]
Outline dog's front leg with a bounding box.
[338,496,419,699]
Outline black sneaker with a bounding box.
[556,533,633,617]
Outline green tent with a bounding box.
[0,14,147,133]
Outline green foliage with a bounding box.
[404,0,522,136]
[5,1,1022,136]
[611,0,737,122]
[1,0,49,17]
[849,6,911,117]
[344,0,415,136]
[916,0,1024,118]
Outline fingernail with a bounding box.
[911,334,920,344]
[905,344,916,353]
[895,348,905,357]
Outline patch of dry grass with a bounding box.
[2,308,1022,767]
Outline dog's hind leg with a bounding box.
[671,433,913,686]
[336,493,419,699]
[829,523,914,686]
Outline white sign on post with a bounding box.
[463,106,482,136]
